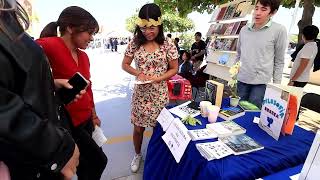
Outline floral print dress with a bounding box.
[125,40,178,127]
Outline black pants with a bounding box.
[293,81,307,88]
[73,120,108,180]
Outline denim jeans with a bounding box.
[237,81,267,109]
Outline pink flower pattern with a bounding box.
[125,40,178,127]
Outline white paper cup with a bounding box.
[207,105,220,123]
[200,101,212,117]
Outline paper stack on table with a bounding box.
[196,141,233,161]
[188,129,217,141]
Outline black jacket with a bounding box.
[0,32,75,179]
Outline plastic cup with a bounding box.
[207,105,220,123]
[199,101,212,117]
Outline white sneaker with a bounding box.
[131,154,142,173]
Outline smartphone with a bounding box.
[58,72,88,104]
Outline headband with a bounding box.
[136,17,162,27]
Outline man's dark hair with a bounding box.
[195,32,202,37]
[303,25,319,40]
[133,3,165,48]
[174,37,179,43]
[256,0,281,14]
[167,33,172,38]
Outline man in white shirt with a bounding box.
[289,25,319,87]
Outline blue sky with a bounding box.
[33,0,320,36]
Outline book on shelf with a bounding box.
[206,120,246,137]
[223,4,237,20]
[219,106,245,121]
[219,134,264,155]
[207,24,216,36]
[196,141,234,161]
[216,6,228,21]
[188,128,217,141]
[212,24,224,35]
[209,8,221,23]
[224,23,235,36]
[231,21,241,35]
[205,80,224,107]
[230,39,238,51]
[236,21,248,34]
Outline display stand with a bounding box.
[204,0,254,81]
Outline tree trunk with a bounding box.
[297,0,315,43]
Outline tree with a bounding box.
[125,11,195,33]
[156,0,320,43]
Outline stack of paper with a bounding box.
[92,126,108,147]
[188,129,217,141]
[169,101,200,119]
[196,141,233,161]
[206,121,246,137]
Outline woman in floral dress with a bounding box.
[121,3,178,173]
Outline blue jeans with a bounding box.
[237,81,266,109]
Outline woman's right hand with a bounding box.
[61,145,80,180]
[137,73,149,81]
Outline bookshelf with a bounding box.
[204,0,254,81]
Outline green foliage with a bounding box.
[125,11,194,33]
[162,12,194,32]
[155,0,320,17]
[179,33,194,50]
[125,14,138,33]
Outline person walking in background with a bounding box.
[109,38,114,51]
[289,25,319,87]
[37,6,107,180]
[122,3,178,173]
[236,0,287,108]
[113,38,119,52]
[0,1,80,179]
[191,32,206,73]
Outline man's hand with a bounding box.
[288,81,294,86]
[61,145,80,180]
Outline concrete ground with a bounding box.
[71,46,319,180]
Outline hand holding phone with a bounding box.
[57,72,89,104]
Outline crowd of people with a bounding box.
[0,0,319,180]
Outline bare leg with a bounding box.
[133,125,145,154]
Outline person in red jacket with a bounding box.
[37,6,107,180]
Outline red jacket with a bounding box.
[37,37,94,127]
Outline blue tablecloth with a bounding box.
[144,111,315,180]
